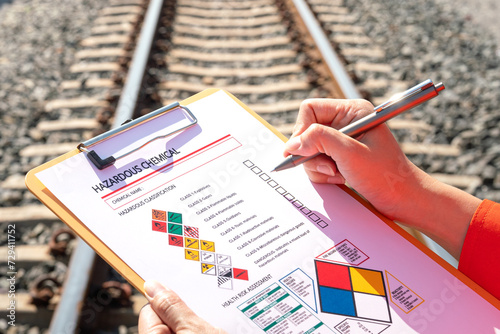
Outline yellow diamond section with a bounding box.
[185,237,199,249]
[349,267,386,296]
[202,263,215,273]
[201,240,215,252]
[185,249,200,261]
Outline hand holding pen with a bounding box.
[276,81,444,219]
[276,80,485,261]
[273,79,444,172]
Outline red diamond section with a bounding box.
[233,268,249,281]
[168,235,183,247]
[152,220,166,233]
[316,261,352,291]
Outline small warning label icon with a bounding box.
[152,209,167,221]
[168,212,183,224]
[201,240,215,252]
[233,268,249,281]
[168,235,183,247]
[152,221,166,233]
[185,249,200,261]
[185,237,200,249]
[201,263,216,276]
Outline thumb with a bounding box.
[144,280,200,331]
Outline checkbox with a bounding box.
[284,193,294,201]
[251,166,262,174]
[260,173,270,181]
[268,180,278,188]
[300,207,311,215]
[317,220,328,228]
[243,160,254,168]
[292,200,303,208]
[309,213,320,222]
[275,186,286,195]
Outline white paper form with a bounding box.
[37,90,500,333]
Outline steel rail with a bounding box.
[291,0,361,99]
[291,0,457,267]
[114,0,165,126]
[48,0,165,331]
[48,240,95,333]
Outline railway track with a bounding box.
[0,0,483,332]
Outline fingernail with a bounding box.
[317,165,335,176]
[144,280,167,300]
[285,136,302,151]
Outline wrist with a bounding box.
[379,160,430,224]
[389,165,481,258]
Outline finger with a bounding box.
[303,168,346,185]
[138,303,172,334]
[302,155,346,184]
[293,99,374,137]
[291,99,321,137]
[285,123,364,160]
[303,154,339,177]
[144,280,216,332]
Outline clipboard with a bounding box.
[26,89,500,327]
[25,89,289,295]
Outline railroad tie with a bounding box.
[0,205,57,223]
[99,5,143,16]
[159,81,310,95]
[91,23,135,35]
[173,24,285,37]
[44,97,109,112]
[60,78,115,90]
[19,143,80,158]
[80,34,130,47]
[176,5,278,18]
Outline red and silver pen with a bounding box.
[272,79,445,172]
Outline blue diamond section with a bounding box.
[318,286,356,317]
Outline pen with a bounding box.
[272,79,445,172]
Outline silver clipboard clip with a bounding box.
[78,102,198,170]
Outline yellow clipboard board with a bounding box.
[25,89,287,295]
[26,88,500,312]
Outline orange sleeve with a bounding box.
[459,199,500,300]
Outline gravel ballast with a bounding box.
[0,0,110,207]
[345,0,500,201]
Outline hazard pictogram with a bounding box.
[185,249,200,261]
[218,266,233,278]
[217,254,231,266]
[184,226,199,238]
[168,235,183,247]
[168,212,183,223]
[152,209,166,222]
[201,263,216,276]
[201,240,215,252]
[218,276,233,290]
[152,221,166,233]
[150,208,248,290]
[233,268,249,281]
[201,251,215,263]
[168,223,183,235]
[185,237,199,249]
